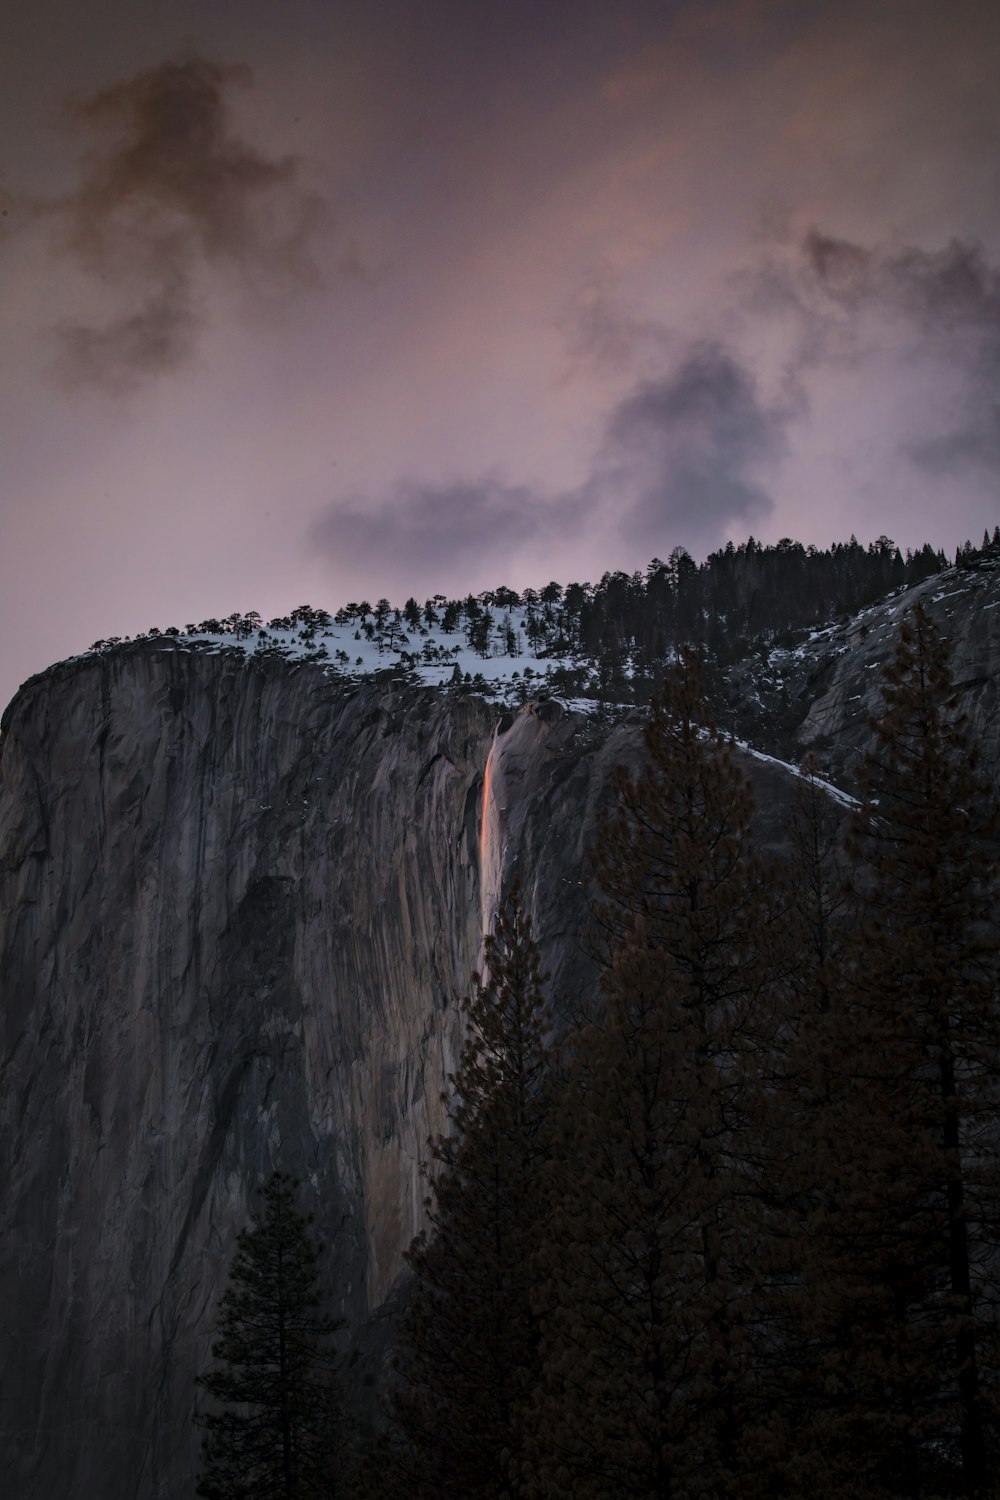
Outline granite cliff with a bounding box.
[0,648,648,1499]
[0,562,997,1499]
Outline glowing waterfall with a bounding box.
[478,733,503,954]
[479,748,492,865]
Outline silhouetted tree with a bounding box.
[196,1173,344,1500]
[523,651,784,1498]
[388,881,553,1498]
[752,761,863,1496]
[842,604,1000,1494]
[790,606,1000,1497]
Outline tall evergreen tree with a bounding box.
[195,1172,344,1500]
[848,603,1000,1494]
[523,651,784,1498]
[753,760,865,1497]
[783,755,852,1017]
[799,605,1000,1497]
[387,880,553,1498]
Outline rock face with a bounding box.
[0,567,996,1500]
[794,564,1000,784]
[0,647,656,1499]
[721,562,1000,787]
[0,650,473,1497]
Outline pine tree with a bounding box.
[195,1172,344,1500]
[848,603,1000,1494]
[784,755,852,1018]
[387,879,553,1498]
[523,651,784,1498]
[799,605,1000,1496]
[753,760,866,1498]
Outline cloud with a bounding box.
[741,228,1000,482]
[800,230,1000,477]
[802,230,1000,335]
[307,475,577,587]
[47,55,327,392]
[587,344,781,551]
[800,230,873,301]
[309,343,784,582]
[54,276,199,395]
[912,416,1000,477]
[558,268,673,379]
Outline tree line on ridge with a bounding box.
[86,531,1000,709]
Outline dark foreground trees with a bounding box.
[737,604,1000,1498]
[522,651,785,1498]
[355,606,999,1498]
[808,603,1000,1495]
[529,618,998,1498]
[385,879,554,1498]
[195,1172,344,1500]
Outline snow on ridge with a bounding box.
[71,557,995,718]
[83,603,601,710]
[732,738,858,809]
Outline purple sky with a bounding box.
[1,0,998,710]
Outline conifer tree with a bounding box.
[523,651,784,1498]
[783,755,852,1018]
[387,879,553,1498]
[849,604,999,1494]
[753,760,863,1496]
[801,605,1000,1496]
[195,1172,344,1500]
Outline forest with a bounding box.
[194,602,1000,1500]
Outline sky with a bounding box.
[1,0,998,711]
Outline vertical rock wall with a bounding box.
[0,649,635,1499]
[0,649,497,1498]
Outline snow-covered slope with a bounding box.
[85,601,597,706]
[47,555,1000,792]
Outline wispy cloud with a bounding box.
[802,231,1000,331]
[309,341,784,582]
[802,232,1000,475]
[745,229,1000,479]
[588,343,781,551]
[308,475,575,586]
[558,267,674,379]
[46,55,328,393]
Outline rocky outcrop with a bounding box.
[794,563,1000,785]
[718,563,1000,790]
[1,565,995,1499]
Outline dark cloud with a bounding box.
[54,276,198,395]
[308,476,577,585]
[801,230,1000,478]
[588,344,781,551]
[743,229,1000,482]
[912,416,1000,476]
[800,229,873,303]
[803,230,1000,335]
[48,55,326,392]
[311,344,783,580]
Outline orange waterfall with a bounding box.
[478,738,502,956]
[480,748,492,864]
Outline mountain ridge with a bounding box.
[1,553,998,1497]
